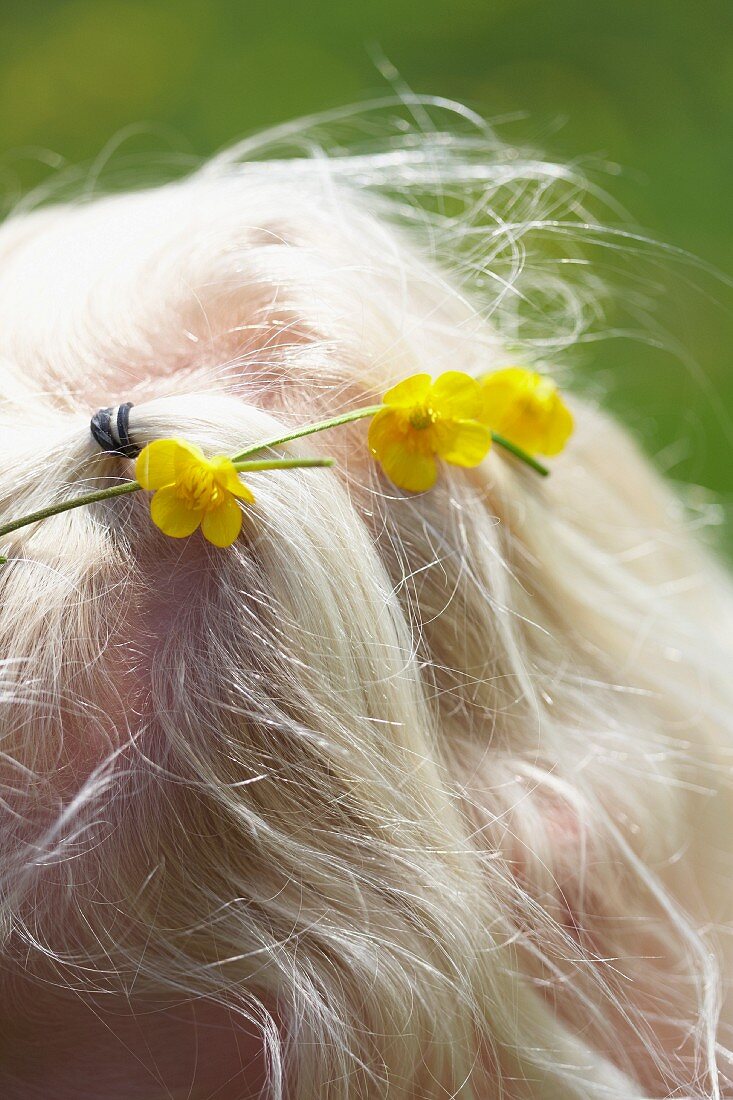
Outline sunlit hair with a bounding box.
[1,101,732,1099]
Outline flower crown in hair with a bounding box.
[0,368,572,563]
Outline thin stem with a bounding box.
[231,405,382,462]
[0,480,142,541]
[491,432,549,476]
[233,457,333,473]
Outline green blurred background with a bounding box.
[1,0,731,545]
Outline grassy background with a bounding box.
[1,0,731,543]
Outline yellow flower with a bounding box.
[368,371,492,492]
[480,368,573,456]
[135,438,254,547]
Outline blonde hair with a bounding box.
[1,103,732,1099]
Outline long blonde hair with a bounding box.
[1,103,732,1099]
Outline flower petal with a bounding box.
[498,403,548,453]
[173,439,208,478]
[541,398,574,456]
[431,419,492,467]
[382,373,432,409]
[429,371,484,420]
[201,495,243,547]
[209,456,255,502]
[150,485,203,538]
[367,406,403,457]
[136,438,206,490]
[377,440,437,492]
[479,368,531,430]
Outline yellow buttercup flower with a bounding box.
[480,368,573,456]
[368,371,492,492]
[135,438,254,547]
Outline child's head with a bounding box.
[1,110,732,1099]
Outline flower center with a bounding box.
[177,466,223,512]
[408,405,437,431]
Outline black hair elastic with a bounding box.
[90,402,139,458]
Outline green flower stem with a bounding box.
[231,405,383,462]
[232,457,333,473]
[0,457,335,562]
[0,480,142,543]
[491,433,549,477]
